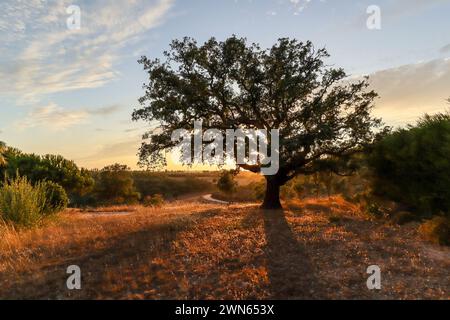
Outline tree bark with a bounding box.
[261,178,282,209]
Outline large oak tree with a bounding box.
[133,37,384,209]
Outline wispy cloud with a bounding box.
[88,105,121,116]
[289,0,312,14]
[17,103,89,130]
[16,102,122,130]
[75,137,142,169]
[0,0,174,104]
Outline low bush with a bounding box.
[143,194,165,207]
[0,176,46,228]
[133,172,213,200]
[94,164,140,205]
[42,181,68,215]
[368,112,450,217]
[217,170,237,195]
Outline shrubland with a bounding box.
[0,176,67,228]
[1,110,450,246]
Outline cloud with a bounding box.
[89,140,140,160]
[366,57,450,126]
[18,103,89,130]
[17,102,122,130]
[289,0,311,14]
[87,105,121,116]
[75,137,142,169]
[124,128,140,133]
[289,0,327,14]
[0,0,174,104]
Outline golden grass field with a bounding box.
[0,196,448,300]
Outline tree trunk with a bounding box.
[261,178,282,210]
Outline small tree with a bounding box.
[217,170,238,196]
[133,37,384,209]
[95,164,140,204]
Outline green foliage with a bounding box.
[132,172,212,199]
[143,194,165,207]
[368,112,450,216]
[133,36,384,208]
[0,176,46,228]
[279,164,371,201]
[217,170,237,195]
[71,171,214,208]
[41,181,68,215]
[0,147,94,199]
[94,164,140,205]
[419,216,450,246]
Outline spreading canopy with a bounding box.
[133,36,384,208]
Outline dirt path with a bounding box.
[202,194,229,204]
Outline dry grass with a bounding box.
[0,197,448,300]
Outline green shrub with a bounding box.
[368,112,450,217]
[132,172,213,200]
[143,194,165,207]
[42,181,68,215]
[419,216,450,246]
[1,150,94,199]
[94,164,140,205]
[0,176,46,228]
[217,170,237,195]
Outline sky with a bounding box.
[0,0,449,170]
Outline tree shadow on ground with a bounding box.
[262,208,326,299]
[0,208,223,300]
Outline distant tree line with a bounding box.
[0,146,94,200]
[0,144,214,208]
